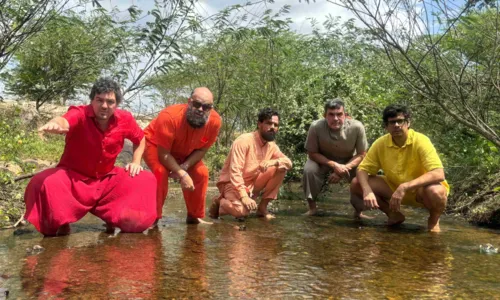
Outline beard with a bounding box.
[186,109,209,128]
[261,130,276,141]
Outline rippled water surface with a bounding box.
[1,187,499,299]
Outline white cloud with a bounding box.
[198,0,355,33]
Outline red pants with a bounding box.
[24,167,157,235]
[143,142,208,219]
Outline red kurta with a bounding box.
[24,105,156,235]
[143,104,221,219]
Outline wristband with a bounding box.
[181,172,188,178]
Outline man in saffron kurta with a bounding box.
[143,87,221,224]
[210,108,292,220]
[350,104,449,232]
[24,78,157,236]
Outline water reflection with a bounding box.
[224,223,280,298]
[21,230,163,299]
[361,234,453,299]
[162,225,209,297]
[2,193,499,299]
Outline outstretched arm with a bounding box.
[38,116,69,134]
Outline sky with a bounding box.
[96,0,354,33]
[0,0,354,100]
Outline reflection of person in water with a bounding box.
[223,227,280,298]
[166,226,209,298]
[21,230,164,299]
[346,233,453,298]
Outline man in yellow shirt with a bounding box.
[350,104,449,232]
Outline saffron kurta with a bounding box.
[143,104,222,219]
[216,131,292,217]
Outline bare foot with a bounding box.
[387,212,406,226]
[208,200,220,219]
[256,211,276,220]
[103,223,115,234]
[56,224,71,236]
[428,216,441,232]
[303,208,318,216]
[150,219,159,229]
[353,211,375,220]
[186,217,213,225]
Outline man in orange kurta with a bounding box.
[210,108,292,220]
[143,87,221,224]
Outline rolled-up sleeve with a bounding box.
[124,112,144,145]
[417,136,444,172]
[358,139,382,175]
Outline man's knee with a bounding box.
[269,166,286,178]
[118,212,155,233]
[26,168,61,195]
[350,177,362,195]
[233,208,250,218]
[135,170,157,185]
[303,160,321,176]
[422,184,447,210]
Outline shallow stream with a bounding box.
[1,188,499,299]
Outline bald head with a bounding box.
[186,87,213,128]
[191,87,213,104]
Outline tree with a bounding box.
[3,12,122,110]
[325,0,500,148]
[0,0,69,72]
[147,15,403,179]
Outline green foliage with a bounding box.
[0,107,30,163]
[0,0,66,72]
[204,144,230,180]
[0,106,64,184]
[3,12,121,110]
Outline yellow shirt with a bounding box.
[359,129,450,202]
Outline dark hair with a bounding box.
[257,107,279,123]
[324,98,345,114]
[382,104,411,125]
[89,77,123,105]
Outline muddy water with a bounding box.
[1,188,499,299]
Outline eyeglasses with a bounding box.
[191,100,213,112]
[387,119,407,126]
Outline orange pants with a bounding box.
[217,167,286,218]
[143,142,209,220]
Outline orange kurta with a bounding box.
[143,104,221,219]
[216,131,292,217]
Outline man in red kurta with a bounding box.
[143,87,222,224]
[24,78,157,236]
